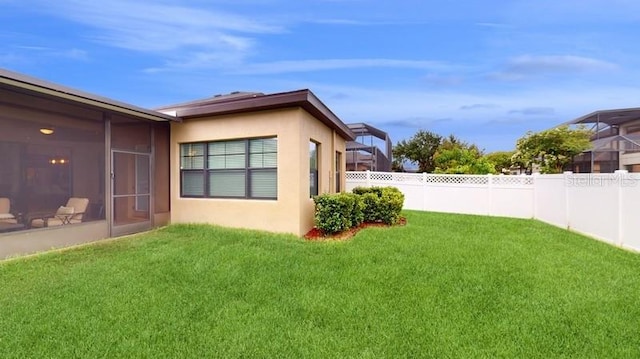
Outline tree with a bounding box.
[433,135,496,174]
[484,151,515,174]
[512,125,593,174]
[393,130,442,172]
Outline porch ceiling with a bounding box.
[0,68,179,123]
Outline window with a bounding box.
[335,151,342,192]
[310,141,319,197]
[180,138,277,199]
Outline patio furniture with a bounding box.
[30,197,89,228]
[0,197,18,224]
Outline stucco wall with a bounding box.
[298,110,346,234]
[170,107,346,236]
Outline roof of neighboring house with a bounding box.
[346,122,392,161]
[564,107,640,126]
[157,89,355,141]
[0,68,178,123]
[347,122,389,140]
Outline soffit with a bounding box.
[0,68,178,123]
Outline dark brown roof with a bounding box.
[0,68,178,122]
[158,89,355,141]
[564,107,640,126]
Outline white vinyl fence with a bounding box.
[346,171,640,252]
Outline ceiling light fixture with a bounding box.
[40,128,54,135]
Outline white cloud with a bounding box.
[6,45,88,62]
[227,59,455,75]
[508,107,556,116]
[29,0,282,68]
[492,55,618,81]
[460,104,501,111]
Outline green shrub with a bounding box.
[360,192,381,222]
[345,192,365,227]
[379,187,404,225]
[313,186,404,235]
[352,186,405,225]
[313,193,364,234]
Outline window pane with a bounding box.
[249,153,277,168]
[263,138,277,153]
[250,138,277,153]
[209,154,246,169]
[263,152,277,167]
[209,141,246,169]
[249,138,277,168]
[208,156,225,169]
[180,143,205,169]
[209,171,246,197]
[335,151,342,192]
[208,142,225,156]
[310,141,319,197]
[226,140,246,154]
[249,153,263,168]
[250,170,277,198]
[225,154,246,168]
[182,171,204,196]
[249,139,263,153]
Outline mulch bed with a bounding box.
[304,217,407,241]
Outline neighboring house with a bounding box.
[345,123,392,171]
[566,108,640,173]
[0,68,353,258]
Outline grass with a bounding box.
[1,211,639,358]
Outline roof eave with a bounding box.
[0,68,179,123]
[172,89,355,141]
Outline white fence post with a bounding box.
[365,170,371,187]
[532,173,539,219]
[563,171,572,229]
[487,174,493,216]
[423,172,428,211]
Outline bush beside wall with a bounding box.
[313,186,404,234]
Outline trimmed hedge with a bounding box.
[353,186,405,225]
[313,192,364,234]
[313,186,404,234]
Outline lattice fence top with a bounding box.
[424,175,489,185]
[491,176,535,186]
[346,171,535,186]
[346,172,368,181]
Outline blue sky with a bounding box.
[2,0,640,152]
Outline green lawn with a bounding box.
[1,211,639,358]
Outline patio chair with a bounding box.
[0,197,18,224]
[30,197,89,228]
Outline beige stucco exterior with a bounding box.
[170,107,347,236]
